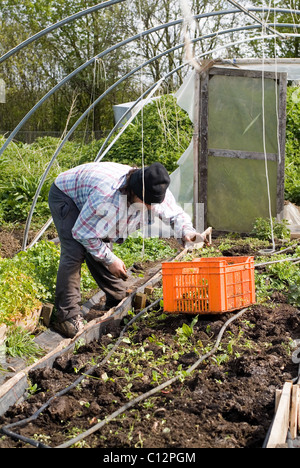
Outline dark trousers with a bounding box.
[48,183,126,323]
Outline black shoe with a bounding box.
[105,299,120,309]
[52,315,85,338]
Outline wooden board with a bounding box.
[290,385,300,440]
[267,382,292,448]
[291,228,300,240]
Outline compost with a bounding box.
[0,233,300,448]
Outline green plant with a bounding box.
[285,86,300,205]
[113,234,177,268]
[175,316,199,344]
[0,259,43,326]
[27,382,41,397]
[11,240,97,304]
[250,217,291,241]
[255,251,300,306]
[5,327,44,361]
[0,174,51,222]
[288,275,300,307]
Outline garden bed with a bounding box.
[0,226,299,448]
[0,299,299,449]
[0,236,299,448]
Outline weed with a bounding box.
[32,433,52,444]
[27,382,41,397]
[66,427,90,448]
[5,327,44,362]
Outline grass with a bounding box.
[5,327,45,363]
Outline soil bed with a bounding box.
[0,299,299,448]
[0,227,57,258]
[0,231,299,448]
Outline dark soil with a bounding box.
[1,300,299,448]
[0,226,57,258]
[0,230,299,448]
[0,228,23,258]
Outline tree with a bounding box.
[227,0,300,59]
[1,0,277,141]
[0,0,137,139]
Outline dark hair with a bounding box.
[119,167,139,205]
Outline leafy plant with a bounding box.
[285,86,300,205]
[0,259,43,326]
[250,217,291,241]
[255,250,300,306]
[0,174,51,222]
[11,240,97,304]
[175,316,199,343]
[113,234,177,268]
[289,279,300,308]
[5,327,44,362]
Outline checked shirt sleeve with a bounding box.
[71,190,119,265]
[152,189,196,239]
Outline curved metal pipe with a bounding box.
[1,7,300,157]
[226,0,286,39]
[1,5,299,64]
[22,25,300,249]
[0,10,228,157]
[0,0,127,64]
[93,23,300,161]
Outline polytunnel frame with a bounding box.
[1,5,299,157]
[0,2,299,249]
[22,30,300,250]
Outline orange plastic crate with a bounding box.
[162,256,255,314]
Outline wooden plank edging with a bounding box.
[266,382,293,448]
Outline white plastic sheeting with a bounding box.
[169,71,196,218]
[170,61,300,232]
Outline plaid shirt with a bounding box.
[55,162,195,265]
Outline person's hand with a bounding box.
[107,258,128,280]
[183,228,212,248]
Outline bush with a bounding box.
[101,94,193,173]
[285,87,300,205]
[250,217,291,241]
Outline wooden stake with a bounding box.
[41,303,54,328]
[267,382,292,448]
[134,293,147,310]
[290,385,300,440]
[144,286,154,296]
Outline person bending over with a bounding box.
[48,161,208,338]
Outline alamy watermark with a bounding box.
[94,197,205,239]
[292,339,300,364]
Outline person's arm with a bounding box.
[152,189,211,246]
[152,189,195,239]
[71,191,128,279]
